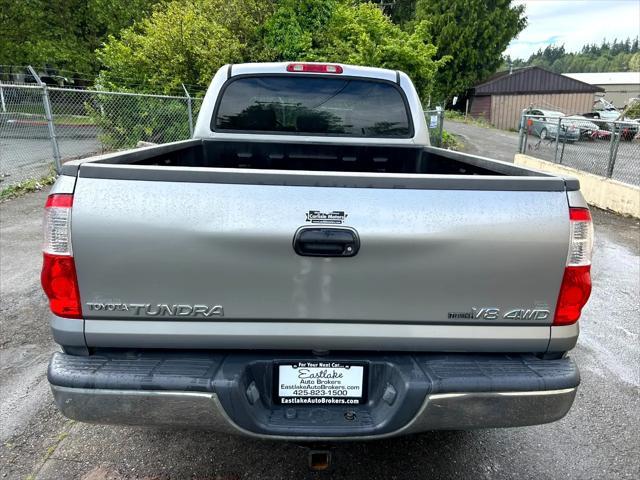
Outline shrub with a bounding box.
[86,94,191,150]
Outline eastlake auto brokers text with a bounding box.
[280,363,362,404]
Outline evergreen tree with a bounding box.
[414,0,526,103]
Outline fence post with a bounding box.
[522,113,529,153]
[606,123,619,178]
[559,126,567,164]
[518,112,525,153]
[0,80,6,113]
[28,66,61,173]
[438,108,444,147]
[553,116,562,163]
[182,83,194,137]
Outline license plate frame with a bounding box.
[274,361,368,405]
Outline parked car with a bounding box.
[526,109,580,142]
[564,115,608,140]
[582,98,640,140]
[588,98,622,122]
[44,62,591,442]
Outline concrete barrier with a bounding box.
[514,154,640,219]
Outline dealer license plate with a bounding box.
[275,361,366,405]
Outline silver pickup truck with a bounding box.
[43,62,593,441]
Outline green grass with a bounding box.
[0,170,56,202]
[441,129,463,151]
[41,431,69,462]
[445,109,493,128]
[52,114,96,126]
[444,109,466,121]
[1,104,43,116]
[3,111,96,126]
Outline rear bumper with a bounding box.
[50,386,577,441]
[48,351,579,440]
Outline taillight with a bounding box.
[286,63,343,74]
[41,194,82,319]
[554,207,594,325]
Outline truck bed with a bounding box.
[61,139,578,191]
[134,140,524,176]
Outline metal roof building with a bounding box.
[562,72,640,108]
[469,66,604,130]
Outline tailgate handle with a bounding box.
[293,227,360,257]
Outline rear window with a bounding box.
[213,76,412,138]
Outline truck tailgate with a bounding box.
[71,174,569,329]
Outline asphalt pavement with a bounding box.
[444,119,639,185]
[443,120,521,163]
[1,120,100,186]
[1,132,639,479]
[0,136,102,186]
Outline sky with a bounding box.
[505,0,640,59]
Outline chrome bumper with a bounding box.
[50,385,577,441]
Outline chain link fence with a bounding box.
[519,113,640,186]
[425,108,445,147]
[1,81,446,190]
[0,83,202,188]
[1,85,52,185]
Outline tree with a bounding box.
[97,0,274,94]
[385,0,418,26]
[512,37,640,74]
[319,2,448,99]
[0,0,160,78]
[99,0,446,100]
[414,0,526,103]
[255,0,447,99]
[256,0,335,61]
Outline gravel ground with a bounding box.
[1,139,639,479]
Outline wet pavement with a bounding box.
[1,178,638,479]
[444,120,521,163]
[444,119,639,185]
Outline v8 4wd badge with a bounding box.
[448,308,550,321]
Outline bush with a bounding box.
[86,94,191,150]
[444,109,466,121]
[258,0,448,99]
[441,129,462,150]
[445,109,493,128]
[98,0,447,101]
[97,0,267,93]
[624,99,640,119]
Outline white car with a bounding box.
[564,115,604,139]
